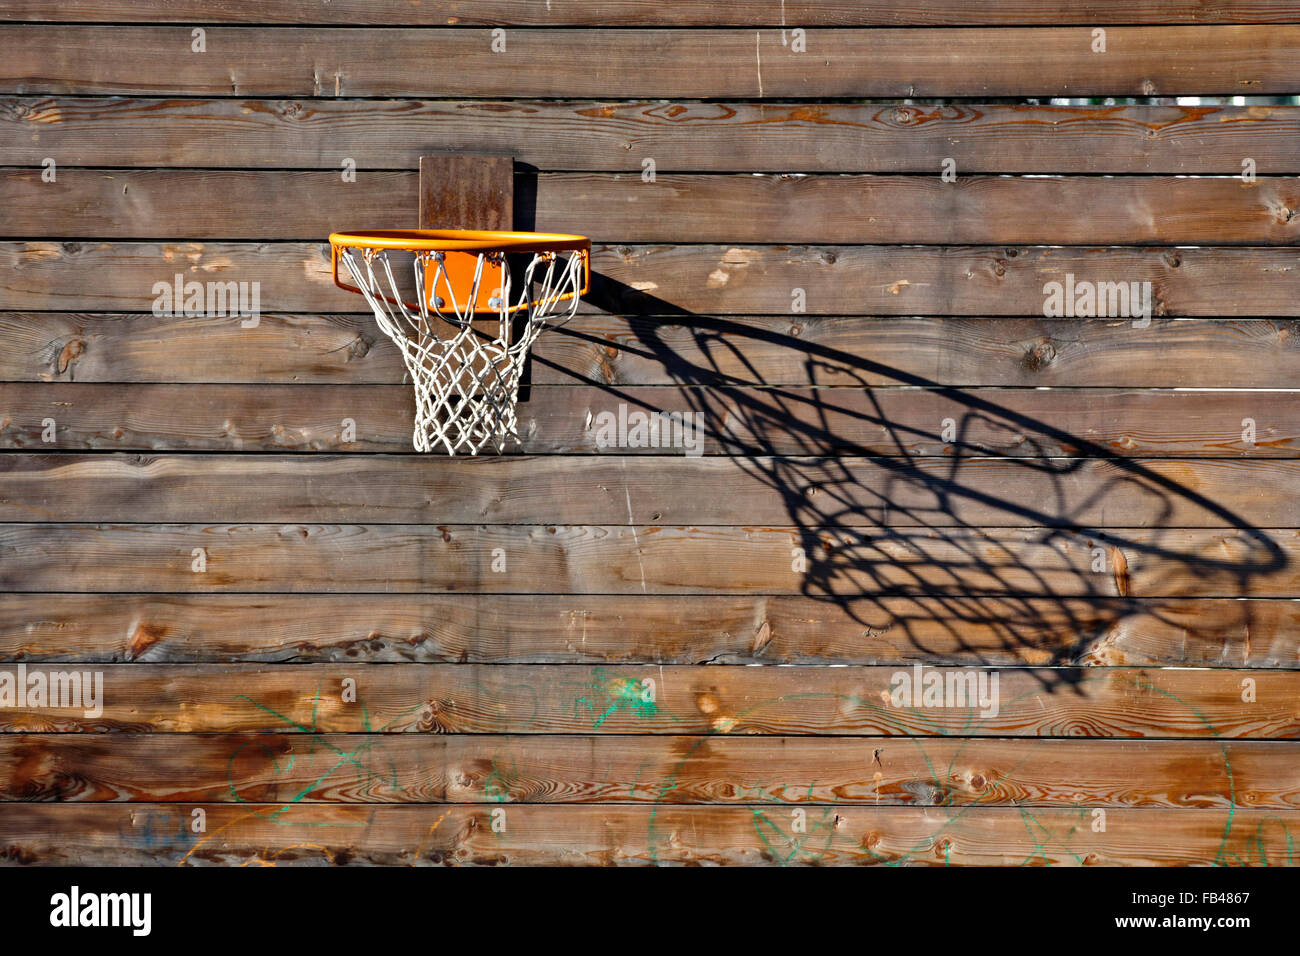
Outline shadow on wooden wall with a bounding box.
[557,272,1289,686]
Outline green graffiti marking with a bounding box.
[569,668,661,729]
[641,671,1290,867]
[483,756,519,803]
[229,683,424,825]
[751,805,838,865]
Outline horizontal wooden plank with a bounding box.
[0,523,1288,597]
[7,455,1300,529]
[8,313,1300,389]
[7,170,1300,245]
[0,803,1292,865]
[0,665,1294,738]
[5,27,1297,97]
[6,98,1297,174]
[6,1,1299,26]
[3,735,1295,811]
[0,311,406,384]
[527,174,1300,244]
[1,593,1294,668]
[552,315,1300,388]
[5,383,1300,456]
[0,169,409,241]
[0,663,1293,736]
[5,242,1295,315]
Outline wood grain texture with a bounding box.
[7,169,1300,244]
[6,0,1300,25]
[0,664,1291,736]
[418,153,512,231]
[1,593,1294,668]
[0,523,1288,597]
[5,242,1295,316]
[0,803,1294,866]
[2,11,1296,874]
[4,26,1297,97]
[5,383,1300,456]
[2,735,1295,810]
[8,313,1300,389]
[7,454,1300,528]
[5,99,1298,174]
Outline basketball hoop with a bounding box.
[329,229,590,456]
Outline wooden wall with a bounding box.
[1,1,1299,866]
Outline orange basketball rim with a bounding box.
[329,229,591,315]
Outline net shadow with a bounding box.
[542,277,1288,688]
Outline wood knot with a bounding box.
[127,622,168,659]
[1021,341,1056,373]
[56,338,85,375]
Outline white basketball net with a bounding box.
[337,245,587,455]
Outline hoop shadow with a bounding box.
[530,273,1287,689]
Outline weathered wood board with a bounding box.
[7,1,1300,25]
[7,313,1300,388]
[3,804,1294,866]
[4,26,1297,97]
[0,664,1293,736]
[4,100,1298,174]
[5,170,1300,244]
[1,592,1295,667]
[4,242,1297,315]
